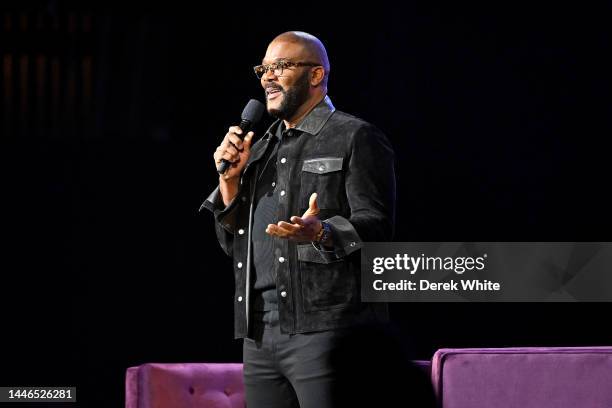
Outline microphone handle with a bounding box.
[217,119,252,174]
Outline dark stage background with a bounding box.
[2,2,612,407]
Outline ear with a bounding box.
[310,66,325,87]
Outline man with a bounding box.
[201,31,396,408]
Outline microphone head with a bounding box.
[241,99,265,124]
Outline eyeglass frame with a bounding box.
[253,59,322,79]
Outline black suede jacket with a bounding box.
[201,96,396,339]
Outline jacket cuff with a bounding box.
[199,185,239,233]
[310,215,363,258]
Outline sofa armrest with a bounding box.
[125,363,244,408]
[431,347,612,408]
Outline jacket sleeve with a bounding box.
[315,123,396,258]
[200,137,267,258]
[199,185,241,257]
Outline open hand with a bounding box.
[266,193,323,242]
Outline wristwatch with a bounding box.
[315,221,332,245]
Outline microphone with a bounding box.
[217,99,265,174]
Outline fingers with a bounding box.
[227,137,242,150]
[226,127,244,151]
[277,221,302,233]
[302,192,320,217]
[290,216,305,226]
[243,131,254,152]
[214,146,239,164]
[224,128,255,152]
[220,151,240,163]
[267,222,300,235]
[214,126,255,166]
[224,143,239,157]
[309,192,319,212]
[220,126,245,152]
[266,223,287,238]
[266,220,304,240]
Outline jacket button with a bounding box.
[278,256,285,263]
[238,228,245,235]
[237,262,243,268]
[241,196,246,202]
[318,165,326,172]
[272,181,276,187]
[350,242,356,247]
[237,296,243,302]
[280,157,287,164]
[280,291,287,298]
[280,190,286,196]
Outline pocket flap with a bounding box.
[302,157,343,174]
[297,243,343,264]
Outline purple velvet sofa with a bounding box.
[126,347,612,408]
[431,347,612,408]
[126,363,244,408]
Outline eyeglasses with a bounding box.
[253,60,321,79]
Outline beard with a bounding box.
[266,70,311,120]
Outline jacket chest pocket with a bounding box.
[299,157,344,210]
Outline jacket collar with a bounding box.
[263,95,336,140]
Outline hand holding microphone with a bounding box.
[214,99,265,179]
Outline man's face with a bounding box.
[260,41,312,120]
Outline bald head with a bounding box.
[270,31,330,87]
